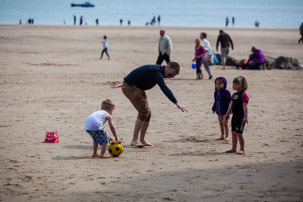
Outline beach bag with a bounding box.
[203,51,213,64]
[212,51,219,65]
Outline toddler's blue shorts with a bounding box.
[86,130,109,145]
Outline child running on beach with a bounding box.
[212,77,231,140]
[100,35,110,60]
[85,99,120,158]
[225,76,249,154]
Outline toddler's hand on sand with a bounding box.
[115,138,121,144]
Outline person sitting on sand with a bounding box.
[243,46,267,70]
[212,77,231,141]
[85,99,120,158]
[225,76,249,154]
[111,62,188,147]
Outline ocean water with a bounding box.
[0,0,302,28]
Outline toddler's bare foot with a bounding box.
[92,154,99,157]
[140,140,152,146]
[225,149,237,153]
[216,137,224,140]
[224,137,229,141]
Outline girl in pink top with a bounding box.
[192,38,206,80]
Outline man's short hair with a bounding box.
[201,32,207,38]
[168,61,180,75]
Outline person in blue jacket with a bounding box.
[111,62,188,147]
[212,77,231,140]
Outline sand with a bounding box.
[0,25,303,202]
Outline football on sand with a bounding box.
[108,141,123,157]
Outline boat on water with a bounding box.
[71,2,95,7]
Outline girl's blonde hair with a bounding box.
[233,76,248,91]
[195,38,202,48]
[101,99,115,110]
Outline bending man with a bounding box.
[111,62,187,147]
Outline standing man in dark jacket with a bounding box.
[216,30,234,70]
[111,62,187,147]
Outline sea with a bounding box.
[0,0,302,28]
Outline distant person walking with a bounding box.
[96,18,99,26]
[73,15,76,25]
[80,16,83,25]
[156,29,172,65]
[192,38,205,80]
[232,17,235,26]
[100,35,110,60]
[216,30,234,70]
[200,32,213,79]
[225,17,229,27]
[120,19,123,26]
[298,22,303,44]
[158,15,161,26]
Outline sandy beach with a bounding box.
[0,25,303,201]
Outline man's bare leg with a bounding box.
[140,121,152,146]
[131,118,145,146]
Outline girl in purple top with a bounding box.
[192,38,205,80]
[244,46,267,70]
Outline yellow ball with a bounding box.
[108,141,123,157]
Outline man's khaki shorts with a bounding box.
[122,82,151,122]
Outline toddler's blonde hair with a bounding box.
[101,99,115,110]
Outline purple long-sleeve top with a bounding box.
[248,49,267,65]
[195,46,205,58]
